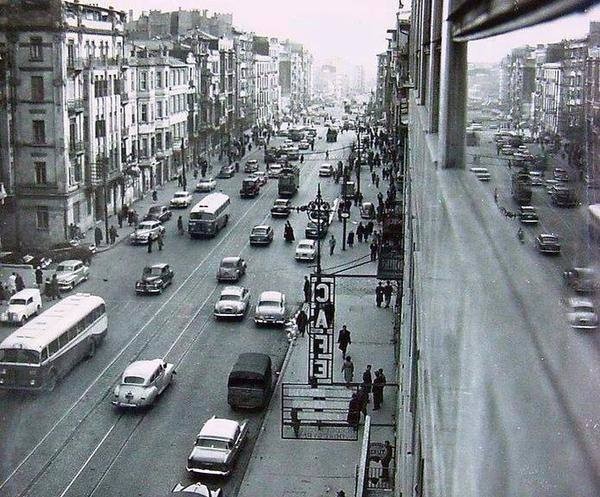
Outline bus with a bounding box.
[188,192,231,238]
[0,293,107,391]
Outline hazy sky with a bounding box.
[98,0,600,75]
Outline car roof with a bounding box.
[230,352,272,380]
[10,289,40,299]
[57,259,83,266]
[539,233,558,239]
[221,256,240,264]
[569,297,595,307]
[275,198,289,203]
[199,418,239,440]
[520,206,535,210]
[146,263,168,269]
[174,191,190,195]
[123,359,163,378]
[140,220,158,226]
[253,225,270,230]
[259,291,283,300]
[221,286,244,296]
[199,177,214,182]
[298,239,315,245]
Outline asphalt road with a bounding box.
[0,124,356,497]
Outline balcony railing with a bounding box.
[67,98,84,114]
[68,141,85,157]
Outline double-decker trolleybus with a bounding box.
[0,293,107,391]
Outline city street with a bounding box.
[0,125,357,497]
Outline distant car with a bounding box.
[360,202,375,219]
[216,256,247,282]
[135,263,174,294]
[218,164,236,178]
[551,185,578,207]
[305,219,328,239]
[319,164,333,177]
[214,286,250,319]
[518,206,539,224]
[171,483,222,497]
[276,129,289,137]
[54,259,89,291]
[144,205,172,223]
[295,239,317,261]
[271,198,292,218]
[536,233,561,255]
[195,177,217,192]
[186,417,249,476]
[0,289,42,325]
[553,167,569,181]
[129,220,165,245]
[252,171,268,186]
[249,225,274,245]
[170,191,193,208]
[469,167,491,181]
[529,171,544,186]
[244,159,259,173]
[567,298,599,331]
[267,163,283,178]
[563,267,598,293]
[254,291,286,325]
[298,140,310,150]
[112,359,175,408]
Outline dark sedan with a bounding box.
[249,225,274,245]
[218,164,236,178]
[135,263,174,294]
[536,233,561,255]
[144,205,172,223]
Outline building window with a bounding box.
[30,37,43,61]
[32,120,46,144]
[36,206,49,230]
[156,132,163,150]
[34,161,47,184]
[140,71,147,91]
[140,103,148,123]
[31,76,44,102]
[95,119,106,138]
[156,71,162,88]
[157,101,163,118]
[86,193,92,215]
[73,201,81,224]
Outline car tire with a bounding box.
[35,305,41,316]
[20,316,27,326]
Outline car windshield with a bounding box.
[148,207,162,214]
[274,201,287,207]
[299,243,312,249]
[221,260,236,268]
[174,193,188,198]
[56,264,74,271]
[573,305,594,313]
[196,437,231,450]
[143,267,163,276]
[9,298,27,305]
[252,228,268,234]
[259,300,280,307]
[123,376,146,385]
[220,294,241,302]
[200,178,214,183]
[138,222,154,230]
[0,348,40,364]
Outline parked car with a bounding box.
[251,171,267,186]
[360,202,375,220]
[563,267,598,293]
[518,206,539,224]
[567,298,599,331]
[295,239,317,261]
[195,177,217,192]
[129,220,165,245]
[298,140,310,150]
[271,198,292,218]
[216,256,247,282]
[170,483,222,497]
[54,259,89,291]
[536,233,561,255]
[249,225,274,245]
[144,205,172,223]
[319,164,333,177]
[170,191,193,208]
[214,286,250,319]
[551,185,578,207]
[135,263,174,294]
[218,164,235,178]
[254,290,286,326]
[0,289,42,325]
[186,417,248,476]
[469,167,491,181]
[244,159,259,173]
[305,219,329,239]
[112,359,175,408]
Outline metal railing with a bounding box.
[366,466,395,490]
[68,141,85,156]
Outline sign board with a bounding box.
[377,248,403,280]
[308,275,335,383]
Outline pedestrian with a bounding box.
[338,325,351,358]
[354,193,360,206]
[337,207,343,222]
[35,266,44,289]
[177,215,184,235]
[381,440,393,483]
[296,308,308,337]
[341,355,354,385]
[362,365,372,403]
[152,189,158,202]
[370,241,378,261]
[383,281,393,308]
[50,274,61,300]
[328,234,336,256]
[347,392,361,431]
[290,407,301,438]
[347,230,354,248]
[375,175,380,189]
[375,281,384,307]
[356,383,369,417]
[147,236,153,253]
[300,154,304,164]
[7,272,17,296]
[157,232,164,251]
[372,171,376,183]
[109,225,117,245]
[177,174,182,187]
[357,222,364,243]
[366,221,374,240]
[117,211,123,228]
[0,284,6,304]
[15,272,25,292]
[372,370,385,410]
[127,210,134,226]
[94,225,103,247]
[300,275,310,303]
[132,211,139,228]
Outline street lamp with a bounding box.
[341,210,350,250]
[296,184,331,275]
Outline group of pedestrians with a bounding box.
[347,364,389,430]
[375,281,394,308]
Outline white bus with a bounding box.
[188,192,231,238]
[0,293,107,391]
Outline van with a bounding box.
[227,353,273,409]
[0,288,42,325]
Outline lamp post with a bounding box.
[356,121,362,198]
[297,184,331,275]
[98,154,110,245]
[341,210,349,250]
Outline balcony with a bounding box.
[67,57,84,73]
[120,92,130,104]
[67,98,84,114]
[68,141,85,157]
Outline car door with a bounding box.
[73,262,83,284]
[154,363,166,394]
[25,297,34,318]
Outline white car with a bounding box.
[319,164,333,177]
[54,259,89,291]
[469,167,491,181]
[214,286,250,319]
[254,291,286,326]
[195,177,217,192]
[567,298,599,331]
[171,483,222,497]
[129,220,165,245]
[267,163,283,178]
[112,359,175,408]
[170,191,193,208]
[0,289,42,325]
[295,239,317,261]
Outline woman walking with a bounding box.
[341,356,354,386]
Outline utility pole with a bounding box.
[356,121,362,198]
[101,155,109,245]
[181,137,188,191]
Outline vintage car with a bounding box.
[195,177,217,192]
[170,483,222,497]
[295,239,317,261]
[217,164,235,179]
[536,233,561,255]
[567,298,599,331]
[305,219,329,239]
[271,198,292,218]
[170,191,193,208]
[216,256,247,282]
[144,205,172,223]
[298,140,310,150]
[469,167,491,181]
[112,359,175,408]
[249,225,274,245]
[267,163,283,178]
[360,202,375,220]
[518,206,539,224]
[129,220,165,245]
[319,163,333,177]
[244,159,259,173]
[186,417,248,476]
[135,263,174,294]
[0,289,42,325]
[250,171,267,186]
[54,259,89,291]
[214,286,250,319]
[48,242,95,264]
[254,291,286,326]
[563,267,598,293]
